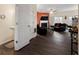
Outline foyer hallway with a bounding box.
[15,30,71,55]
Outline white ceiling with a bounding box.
[37,4,78,12]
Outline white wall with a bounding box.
[15,4,37,50]
[50,10,78,26]
[0,4,15,45]
[77,4,79,55]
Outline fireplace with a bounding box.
[37,15,48,35]
[40,21,48,28]
[40,16,48,28]
[41,23,47,28]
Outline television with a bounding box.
[40,16,48,20]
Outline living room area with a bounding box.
[0,1,79,59]
[15,4,78,55]
[36,4,78,55]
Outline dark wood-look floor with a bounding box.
[15,30,71,55]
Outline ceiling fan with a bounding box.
[49,8,56,14]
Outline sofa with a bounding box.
[54,23,67,32]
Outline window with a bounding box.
[53,16,63,25]
[67,16,73,26]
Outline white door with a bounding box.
[14,4,37,50]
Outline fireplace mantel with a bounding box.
[40,20,48,28]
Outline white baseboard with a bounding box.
[0,39,13,45]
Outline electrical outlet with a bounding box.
[16,41,18,43]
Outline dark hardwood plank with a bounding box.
[15,31,71,55]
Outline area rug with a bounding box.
[4,41,14,49]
